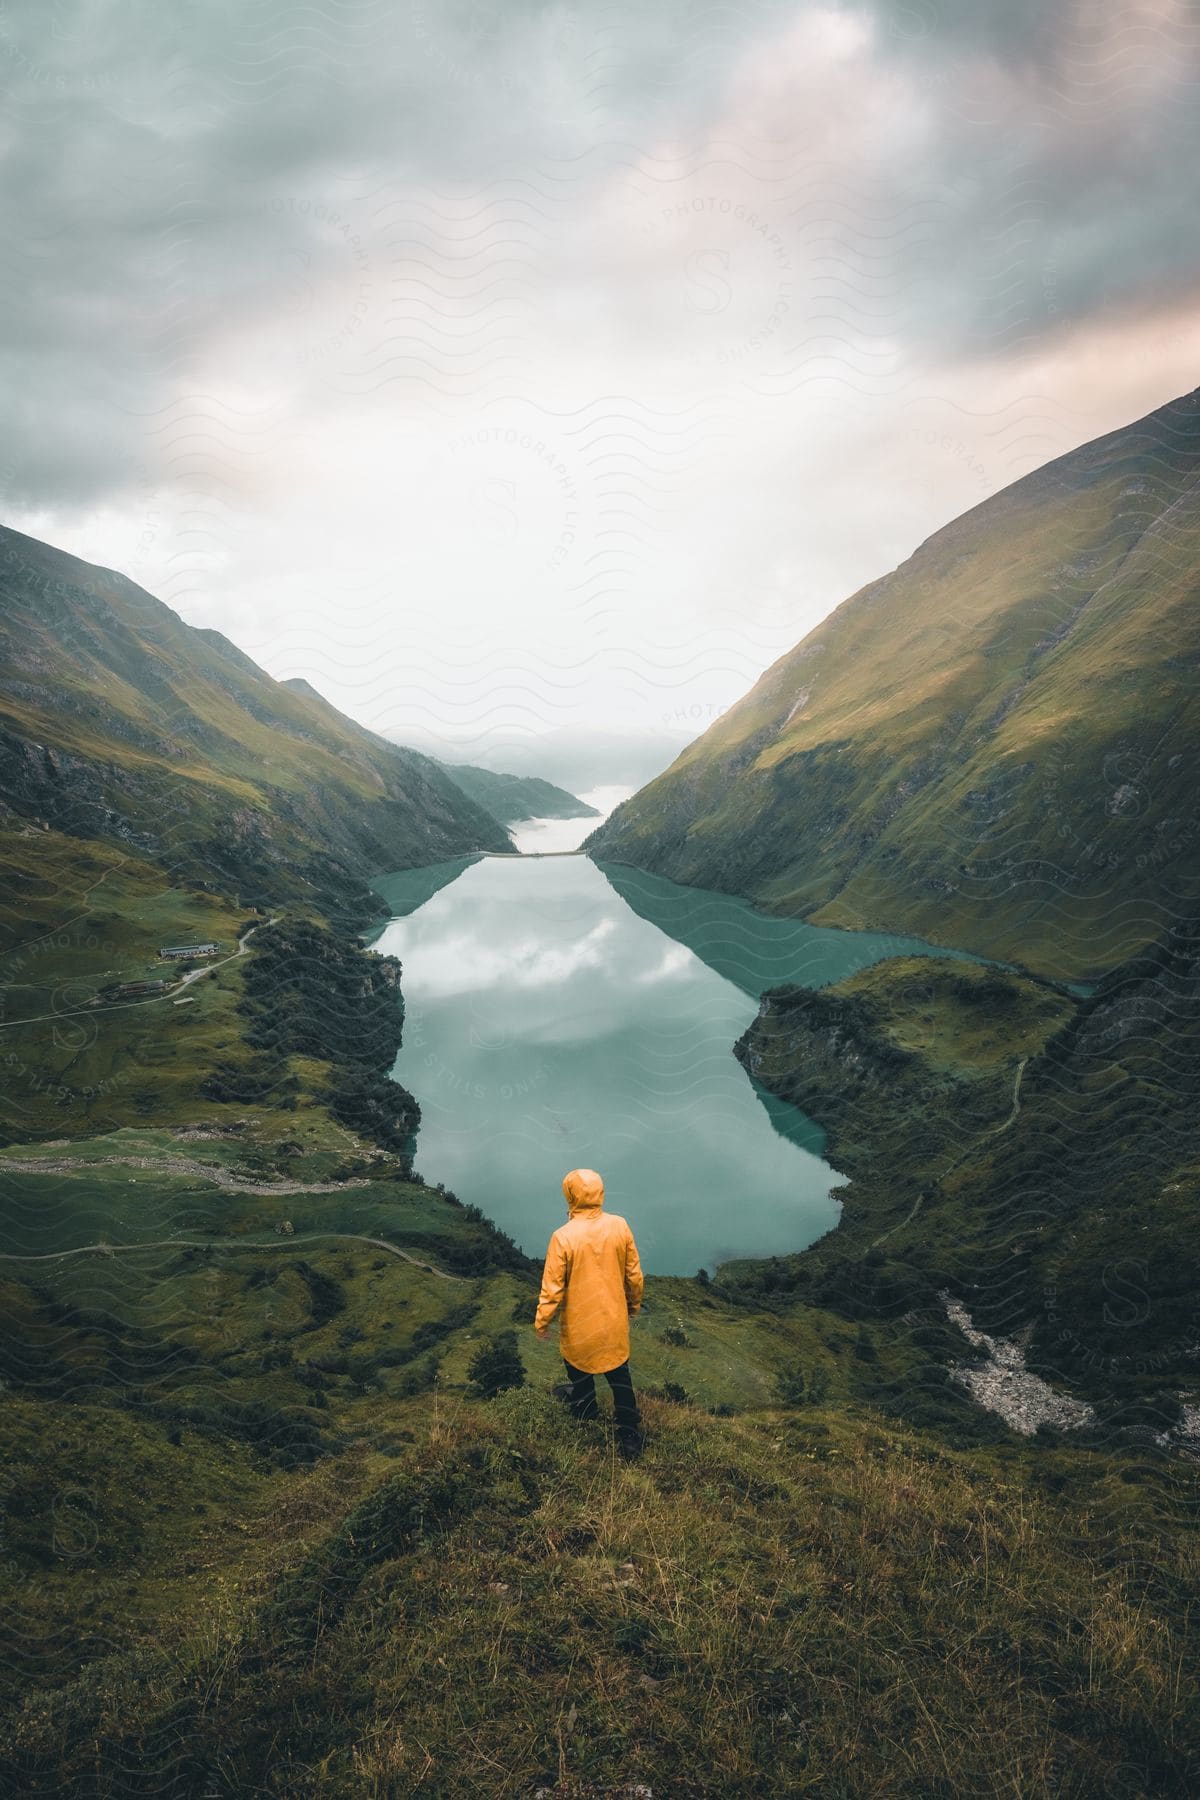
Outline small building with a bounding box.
[159,942,221,961]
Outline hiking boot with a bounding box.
[552,1381,574,1407]
[618,1428,645,1461]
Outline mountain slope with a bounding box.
[586,389,1200,981]
[0,524,514,928]
[438,761,599,824]
[727,913,1200,1408]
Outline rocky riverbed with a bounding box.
[939,1289,1096,1436]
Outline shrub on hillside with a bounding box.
[776,1367,831,1406]
[325,1067,420,1154]
[467,1331,525,1398]
[200,1057,298,1105]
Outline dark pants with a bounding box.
[563,1357,641,1437]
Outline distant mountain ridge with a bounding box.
[437,762,599,825]
[586,388,1200,981]
[0,525,514,922]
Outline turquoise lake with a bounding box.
[368,855,981,1276]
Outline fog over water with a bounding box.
[507,786,633,855]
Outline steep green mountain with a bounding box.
[0,524,515,931]
[437,761,599,825]
[586,388,1200,983]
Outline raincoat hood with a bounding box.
[562,1167,605,1215]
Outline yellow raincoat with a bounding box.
[534,1168,644,1374]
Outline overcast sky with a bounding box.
[3,0,1199,780]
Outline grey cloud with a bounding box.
[802,0,1200,353]
[851,0,1046,56]
[0,0,1196,523]
[0,0,795,509]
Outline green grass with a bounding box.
[0,824,258,1139]
[0,825,244,976]
[3,1360,1196,1797]
[731,955,1074,1213]
[0,828,416,1163]
[0,1160,529,1283]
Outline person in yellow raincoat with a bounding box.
[534,1168,645,1458]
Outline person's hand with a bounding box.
[535,1327,550,1341]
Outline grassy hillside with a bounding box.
[0,525,514,930]
[438,762,599,824]
[2,1220,1197,1797]
[0,818,465,1152]
[586,388,1200,983]
[726,916,1200,1421]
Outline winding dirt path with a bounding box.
[0,1151,375,1196]
[0,1229,467,1281]
[984,1055,1028,1138]
[870,1056,1029,1248]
